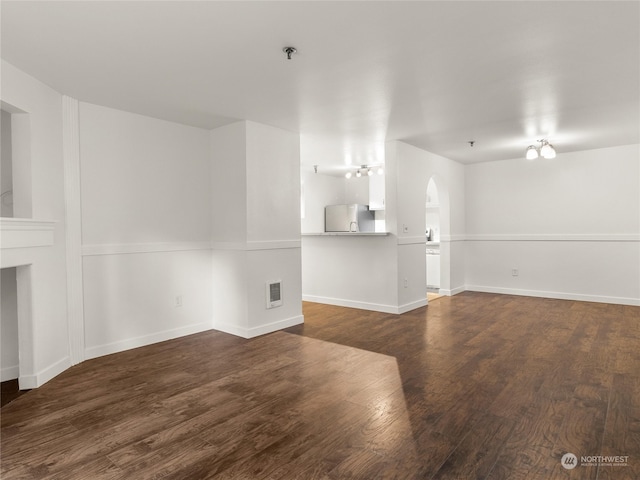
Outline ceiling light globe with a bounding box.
[540,143,556,159]
[345,172,352,179]
[367,168,373,176]
[356,170,362,178]
[377,167,384,175]
[525,145,539,160]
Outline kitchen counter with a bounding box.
[302,232,390,236]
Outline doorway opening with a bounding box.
[426,177,441,297]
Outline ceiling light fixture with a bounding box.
[525,139,556,160]
[345,165,383,179]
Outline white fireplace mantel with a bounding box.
[0,217,56,250]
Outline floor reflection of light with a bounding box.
[284,333,419,466]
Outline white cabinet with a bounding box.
[369,174,385,210]
[426,246,440,289]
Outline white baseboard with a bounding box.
[438,285,466,296]
[1,365,19,382]
[213,314,304,339]
[399,298,428,313]
[84,322,212,360]
[19,356,72,389]
[303,295,427,314]
[465,285,640,306]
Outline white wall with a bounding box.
[79,102,213,358]
[465,144,640,305]
[0,60,70,388]
[210,121,303,338]
[210,122,247,244]
[301,172,345,234]
[302,235,399,312]
[393,141,466,297]
[80,102,212,245]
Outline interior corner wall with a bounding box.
[464,144,640,305]
[210,121,303,338]
[79,102,214,358]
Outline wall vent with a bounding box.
[266,280,283,309]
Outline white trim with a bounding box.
[245,240,301,250]
[63,95,85,365]
[82,239,302,256]
[1,365,19,382]
[84,322,212,360]
[302,294,427,314]
[210,241,246,251]
[212,239,301,251]
[19,356,72,389]
[440,234,466,242]
[0,218,55,249]
[82,241,213,256]
[398,298,428,313]
[464,233,640,242]
[438,285,466,296]
[397,236,426,245]
[213,315,304,339]
[465,284,640,307]
[0,218,56,230]
[303,294,399,313]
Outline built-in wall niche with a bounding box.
[0,101,32,219]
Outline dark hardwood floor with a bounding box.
[0,379,29,408]
[1,292,639,479]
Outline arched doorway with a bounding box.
[425,175,451,298]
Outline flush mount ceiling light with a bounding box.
[345,165,383,179]
[525,139,556,160]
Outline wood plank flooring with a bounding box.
[1,292,639,479]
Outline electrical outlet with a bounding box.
[404,278,408,288]
[403,224,409,233]
[511,269,519,277]
[175,295,183,307]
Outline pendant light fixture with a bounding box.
[525,139,556,160]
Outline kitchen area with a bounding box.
[300,166,399,312]
[300,163,442,312]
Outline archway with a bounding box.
[425,175,451,296]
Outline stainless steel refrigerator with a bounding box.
[325,204,375,232]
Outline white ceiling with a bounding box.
[2,1,638,171]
